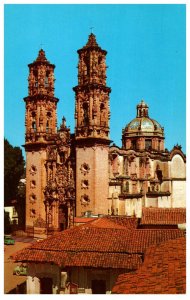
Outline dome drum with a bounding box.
[123,137,164,152]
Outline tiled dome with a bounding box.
[126,117,163,133]
[123,100,163,136]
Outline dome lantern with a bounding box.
[136,100,149,117]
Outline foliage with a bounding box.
[16,178,26,227]
[4,210,11,234]
[4,138,25,205]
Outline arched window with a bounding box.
[126,181,129,193]
[33,70,38,87]
[46,112,51,132]
[46,121,49,132]
[32,121,36,132]
[100,103,106,126]
[31,111,37,132]
[45,71,49,87]
[45,76,49,87]
[83,103,89,126]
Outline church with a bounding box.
[24,33,186,235]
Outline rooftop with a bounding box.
[112,236,186,294]
[13,216,184,270]
[141,207,186,225]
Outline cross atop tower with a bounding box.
[90,27,94,34]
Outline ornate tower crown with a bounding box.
[76,33,108,86]
[74,33,111,142]
[28,49,56,97]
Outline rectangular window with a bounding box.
[158,140,161,151]
[131,140,136,150]
[145,139,151,150]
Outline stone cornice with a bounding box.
[75,137,111,147]
[73,83,111,94]
[24,95,59,103]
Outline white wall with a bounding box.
[170,154,186,178]
[172,181,186,207]
[27,263,60,294]
[170,154,186,207]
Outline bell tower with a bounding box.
[73,34,111,216]
[24,49,59,234]
[25,49,58,142]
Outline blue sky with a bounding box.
[4,4,186,155]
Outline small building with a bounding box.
[4,202,18,225]
[13,216,185,294]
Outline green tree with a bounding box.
[4,210,11,234]
[4,138,25,205]
[16,176,26,228]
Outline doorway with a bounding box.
[91,280,106,294]
[40,277,53,294]
[59,205,68,230]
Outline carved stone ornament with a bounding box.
[80,194,90,207]
[30,209,36,218]
[58,127,70,145]
[44,179,58,203]
[30,180,36,189]
[128,153,136,162]
[33,216,46,228]
[29,165,37,175]
[131,173,137,180]
[80,163,90,175]
[56,165,68,188]
[29,193,36,203]
[81,179,89,189]
[173,143,182,151]
[54,164,75,204]
[47,146,57,161]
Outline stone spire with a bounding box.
[35,49,48,62]
[83,33,99,48]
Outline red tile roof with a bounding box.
[83,216,137,229]
[74,217,96,224]
[14,226,184,254]
[85,218,127,229]
[105,216,138,229]
[141,207,186,225]
[13,249,142,269]
[112,237,186,294]
[13,217,185,270]
[75,216,138,229]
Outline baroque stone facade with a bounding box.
[24,34,186,234]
